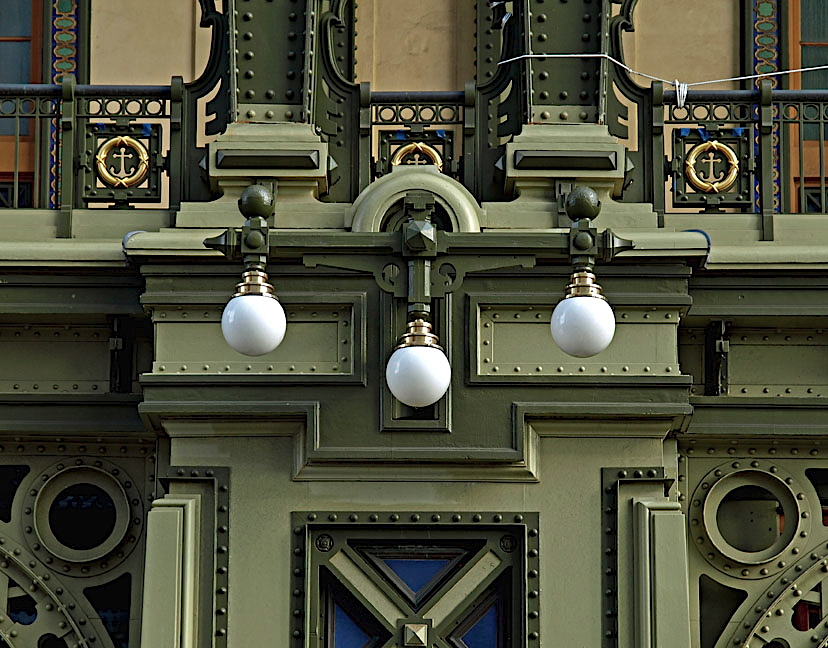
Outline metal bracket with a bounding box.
[704,320,730,396]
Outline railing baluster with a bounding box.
[358,82,371,194]
[821,101,826,214]
[13,99,20,209]
[168,76,183,212]
[651,82,665,222]
[799,102,806,213]
[33,100,41,208]
[758,80,774,240]
[58,75,76,237]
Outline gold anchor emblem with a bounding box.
[684,140,739,193]
[95,136,150,188]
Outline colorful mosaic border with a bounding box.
[752,0,781,213]
[49,0,80,208]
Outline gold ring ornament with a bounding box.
[684,139,739,193]
[390,142,444,172]
[95,135,150,188]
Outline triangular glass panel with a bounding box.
[351,541,484,610]
[382,558,451,595]
[448,572,511,648]
[333,603,372,648]
[322,566,391,648]
[460,605,498,648]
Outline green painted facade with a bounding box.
[2,1,828,648]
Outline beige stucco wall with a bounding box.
[90,1,210,84]
[354,0,475,91]
[623,0,741,89]
[88,1,739,91]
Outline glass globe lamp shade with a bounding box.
[550,296,615,358]
[221,294,287,356]
[386,345,451,408]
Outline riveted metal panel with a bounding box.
[681,327,828,398]
[473,301,681,381]
[232,0,310,119]
[678,438,828,648]
[0,325,110,393]
[151,295,365,383]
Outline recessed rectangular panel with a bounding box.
[0,325,110,393]
[726,328,828,397]
[152,297,363,381]
[513,150,617,170]
[473,303,680,381]
[215,150,319,169]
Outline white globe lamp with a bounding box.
[221,269,287,356]
[386,319,451,407]
[550,269,615,357]
[551,295,615,357]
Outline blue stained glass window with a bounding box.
[334,603,371,648]
[461,605,498,648]
[383,558,450,594]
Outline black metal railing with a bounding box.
[367,91,465,181]
[4,73,828,235]
[0,77,181,211]
[653,80,828,237]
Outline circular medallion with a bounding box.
[390,142,443,172]
[94,135,150,188]
[23,461,143,575]
[684,139,739,193]
[689,460,811,579]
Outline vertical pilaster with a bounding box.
[231,0,315,124]
[524,0,610,125]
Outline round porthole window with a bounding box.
[34,467,130,563]
[702,470,800,565]
[689,459,813,579]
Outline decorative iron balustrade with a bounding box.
[368,91,466,182]
[652,81,828,237]
[4,73,828,232]
[0,78,180,211]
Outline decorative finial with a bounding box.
[565,186,601,221]
[238,185,274,220]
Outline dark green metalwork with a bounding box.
[523,0,608,125]
[292,511,538,648]
[232,0,310,119]
[601,467,672,648]
[371,91,463,182]
[310,0,363,202]
[703,320,729,396]
[653,83,828,234]
[469,0,524,201]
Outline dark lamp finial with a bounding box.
[238,185,274,220]
[565,186,601,222]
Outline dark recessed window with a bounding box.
[295,513,537,648]
[49,483,117,551]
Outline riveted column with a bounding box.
[232,0,315,124]
[525,0,610,125]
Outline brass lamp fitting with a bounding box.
[393,319,444,351]
[233,269,277,298]
[563,269,606,300]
